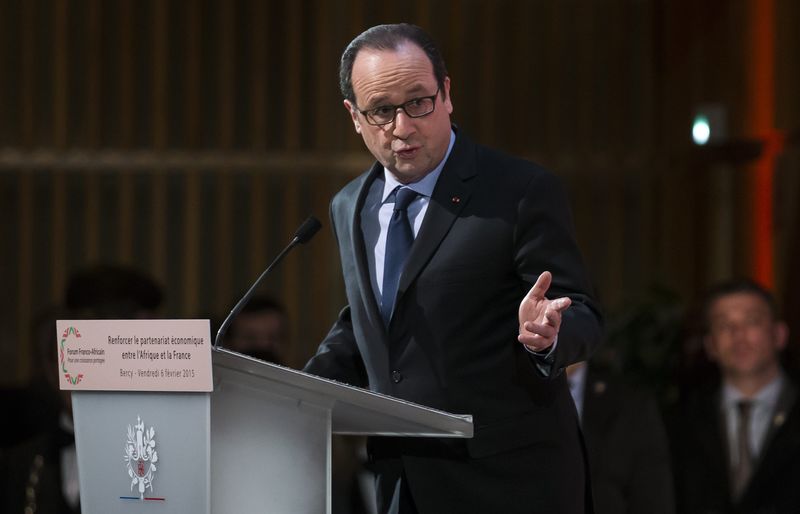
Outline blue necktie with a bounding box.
[381,187,418,326]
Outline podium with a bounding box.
[70,347,473,513]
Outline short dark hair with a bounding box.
[65,264,163,318]
[239,295,286,317]
[227,295,286,339]
[339,23,448,104]
[703,279,778,331]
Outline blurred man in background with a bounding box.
[0,265,163,514]
[671,279,800,513]
[567,361,675,514]
[223,295,288,365]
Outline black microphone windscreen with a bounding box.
[294,216,322,244]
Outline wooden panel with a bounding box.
[776,0,800,131]
[151,0,168,149]
[247,172,268,280]
[313,0,331,151]
[19,0,36,147]
[84,172,100,261]
[218,0,235,149]
[86,0,102,147]
[149,172,168,290]
[50,170,67,302]
[284,0,301,151]
[213,172,234,316]
[1,0,799,383]
[116,172,134,263]
[117,0,134,147]
[184,0,201,148]
[248,0,267,149]
[16,173,34,379]
[182,170,201,316]
[53,0,69,149]
[0,1,5,146]
[281,173,301,362]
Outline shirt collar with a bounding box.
[722,371,785,409]
[381,129,456,203]
[567,363,588,394]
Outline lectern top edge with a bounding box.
[211,347,474,438]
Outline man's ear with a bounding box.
[343,99,361,134]
[441,76,453,115]
[774,321,789,351]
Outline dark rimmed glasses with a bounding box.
[357,88,440,126]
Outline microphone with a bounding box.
[213,215,322,350]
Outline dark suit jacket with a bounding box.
[305,130,603,513]
[579,370,675,514]
[0,428,80,514]
[671,379,800,514]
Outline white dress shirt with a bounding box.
[361,130,456,306]
[722,373,784,468]
[567,363,588,422]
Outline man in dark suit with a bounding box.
[567,362,675,514]
[304,24,602,513]
[671,280,800,514]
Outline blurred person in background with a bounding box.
[567,361,675,514]
[671,279,800,514]
[223,295,288,365]
[0,264,163,514]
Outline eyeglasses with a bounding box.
[356,88,440,126]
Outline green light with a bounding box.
[692,115,710,145]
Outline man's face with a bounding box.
[228,311,286,364]
[704,292,787,380]
[344,42,453,184]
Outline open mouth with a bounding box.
[395,147,419,159]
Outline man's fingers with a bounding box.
[550,297,572,312]
[524,271,552,301]
[542,298,571,325]
[517,332,542,345]
[543,310,560,327]
[522,321,557,339]
[518,332,553,349]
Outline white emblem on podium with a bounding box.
[123,415,159,500]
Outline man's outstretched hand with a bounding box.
[518,271,571,352]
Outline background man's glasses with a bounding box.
[357,88,440,126]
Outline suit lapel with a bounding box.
[708,389,736,500]
[395,133,478,305]
[748,380,798,491]
[349,163,387,334]
[740,379,797,503]
[762,379,797,450]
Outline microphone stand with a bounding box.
[213,216,321,350]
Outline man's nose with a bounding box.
[392,109,416,139]
[728,322,748,340]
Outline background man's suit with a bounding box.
[0,428,80,514]
[306,130,603,513]
[671,380,800,514]
[578,369,675,514]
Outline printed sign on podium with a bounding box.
[56,319,212,392]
